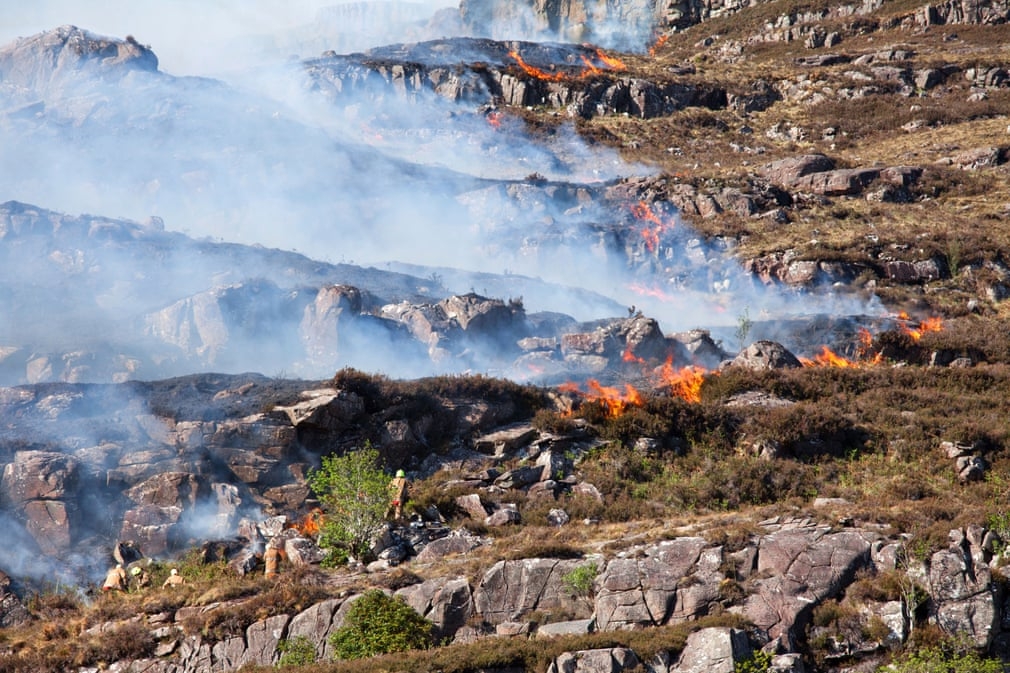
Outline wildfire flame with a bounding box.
[561,379,644,417]
[627,283,674,302]
[630,200,672,253]
[657,358,707,403]
[485,111,502,129]
[508,48,626,82]
[649,34,670,57]
[800,346,859,368]
[896,312,943,341]
[586,380,644,417]
[509,50,572,81]
[622,344,646,364]
[593,48,626,70]
[289,508,324,537]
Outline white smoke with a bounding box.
[0,1,458,76]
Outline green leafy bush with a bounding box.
[329,589,434,660]
[562,563,598,598]
[276,635,317,667]
[881,644,1003,673]
[734,650,772,673]
[308,443,391,561]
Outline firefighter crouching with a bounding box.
[102,563,127,592]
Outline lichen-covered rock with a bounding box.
[474,558,595,625]
[741,525,876,648]
[397,576,474,640]
[673,627,752,673]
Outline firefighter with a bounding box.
[130,565,150,591]
[264,540,282,578]
[102,563,127,592]
[388,469,409,520]
[162,568,185,588]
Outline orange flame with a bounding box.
[897,312,943,341]
[622,345,646,364]
[509,48,626,82]
[649,34,670,57]
[593,48,626,70]
[627,283,674,302]
[509,50,568,81]
[486,111,502,129]
[289,508,324,537]
[630,201,672,253]
[586,380,643,417]
[806,346,856,368]
[657,358,707,403]
[560,379,645,417]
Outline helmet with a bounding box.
[170,568,179,575]
[396,469,406,478]
[131,566,142,576]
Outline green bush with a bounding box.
[276,635,317,667]
[308,443,391,561]
[734,650,772,673]
[562,563,598,598]
[329,589,434,660]
[880,644,1003,673]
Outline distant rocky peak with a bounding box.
[0,25,158,90]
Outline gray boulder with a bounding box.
[731,341,803,370]
[673,627,752,673]
[396,576,474,641]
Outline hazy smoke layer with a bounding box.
[0,3,880,379]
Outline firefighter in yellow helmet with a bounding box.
[388,469,409,520]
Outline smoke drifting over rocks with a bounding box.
[0,3,892,589]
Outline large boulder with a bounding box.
[396,576,474,641]
[546,647,641,673]
[474,558,596,625]
[595,537,708,631]
[927,529,998,647]
[741,524,876,649]
[673,627,752,673]
[730,341,803,370]
[1,450,79,554]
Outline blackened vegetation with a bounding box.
[144,373,319,421]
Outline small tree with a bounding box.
[307,443,390,561]
[329,589,434,659]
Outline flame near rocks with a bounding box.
[630,200,672,254]
[897,312,943,341]
[560,311,947,415]
[288,508,324,538]
[508,47,626,82]
[657,359,707,403]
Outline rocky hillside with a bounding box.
[4,0,1010,671]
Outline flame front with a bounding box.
[593,48,626,70]
[623,344,645,364]
[658,358,707,403]
[649,34,670,57]
[897,312,943,341]
[800,346,858,368]
[509,48,627,82]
